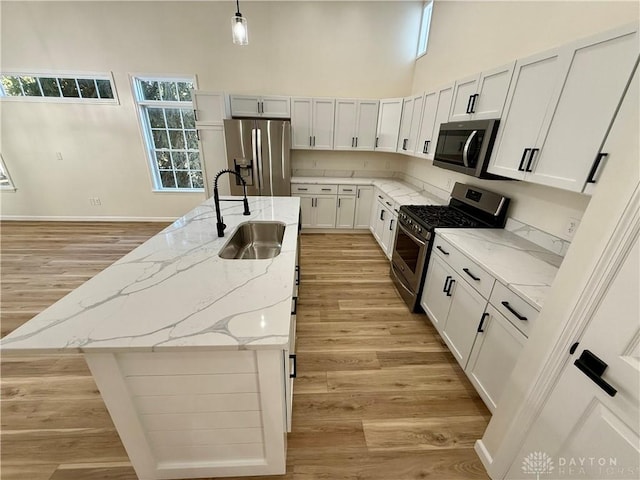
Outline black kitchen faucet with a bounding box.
[213,169,251,237]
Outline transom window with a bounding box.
[417,1,433,58]
[0,73,117,103]
[133,77,204,191]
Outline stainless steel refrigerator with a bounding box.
[223,119,291,196]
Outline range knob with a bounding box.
[408,219,413,225]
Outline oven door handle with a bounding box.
[398,222,426,247]
[462,130,478,168]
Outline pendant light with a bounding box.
[231,0,248,45]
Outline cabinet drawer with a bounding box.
[338,185,358,195]
[374,189,397,212]
[490,281,539,337]
[433,235,495,299]
[291,184,338,195]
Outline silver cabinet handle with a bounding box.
[462,130,478,167]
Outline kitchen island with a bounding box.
[0,196,301,479]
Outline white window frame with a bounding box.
[132,74,204,193]
[416,1,434,59]
[0,154,16,191]
[0,71,119,104]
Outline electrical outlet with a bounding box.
[89,197,102,206]
[564,217,581,239]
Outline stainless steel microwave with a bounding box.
[433,119,503,179]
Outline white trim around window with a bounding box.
[0,153,17,191]
[416,1,434,59]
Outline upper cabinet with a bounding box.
[488,24,639,192]
[397,93,425,156]
[192,91,229,125]
[334,99,379,151]
[448,63,515,122]
[291,97,335,150]
[414,84,454,159]
[375,98,403,152]
[229,94,291,118]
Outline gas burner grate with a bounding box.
[403,205,484,229]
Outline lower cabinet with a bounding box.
[336,195,356,229]
[296,194,337,228]
[354,186,374,229]
[370,188,398,258]
[420,233,532,413]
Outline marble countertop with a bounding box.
[436,228,562,311]
[0,196,300,354]
[290,176,447,206]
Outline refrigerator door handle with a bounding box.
[252,128,262,193]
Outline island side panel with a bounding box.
[86,349,288,480]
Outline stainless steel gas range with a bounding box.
[391,183,510,312]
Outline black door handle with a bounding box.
[574,350,617,397]
[518,148,531,171]
[292,296,298,315]
[525,148,539,172]
[463,268,480,281]
[443,275,452,293]
[501,301,527,321]
[436,245,449,255]
[446,278,455,297]
[586,153,608,184]
[465,95,474,114]
[477,312,489,333]
[289,354,297,378]
[469,94,479,113]
[295,265,300,286]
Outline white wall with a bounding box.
[0,1,421,219]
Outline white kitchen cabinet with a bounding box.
[196,125,228,198]
[420,254,454,335]
[192,90,229,124]
[448,63,515,122]
[291,97,335,149]
[375,98,403,152]
[229,94,291,118]
[466,304,526,413]
[334,99,379,150]
[414,84,454,159]
[292,184,337,228]
[370,189,397,258]
[489,24,639,192]
[336,195,356,229]
[354,186,374,229]
[396,93,424,155]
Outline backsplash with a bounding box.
[291,151,397,179]
[504,218,571,257]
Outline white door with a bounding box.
[416,90,438,158]
[487,48,571,180]
[448,73,479,122]
[472,62,515,120]
[405,93,424,155]
[375,98,403,152]
[507,234,640,480]
[335,195,356,229]
[525,25,639,192]
[314,196,337,228]
[261,96,291,118]
[355,100,379,150]
[397,96,414,152]
[312,98,335,149]
[291,98,312,149]
[420,254,454,334]
[192,91,227,124]
[197,125,228,198]
[229,94,261,117]
[333,99,357,150]
[354,186,374,229]
[372,201,386,245]
[296,195,314,228]
[429,84,455,159]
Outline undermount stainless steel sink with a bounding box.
[218,221,286,260]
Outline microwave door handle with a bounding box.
[462,130,478,168]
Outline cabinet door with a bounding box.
[406,94,425,155]
[429,85,455,159]
[420,254,454,334]
[314,196,337,228]
[488,48,571,180]
[296,195,314,228]
[375,98,403,152]
[397,96,414,152]
[334,99,357,150]
[229,94,260,117]
[372,201,386,244]
[336,196,356,229]
[472,62,515,120]
[261,95,291,118]
[441,274,487,369]
[355,100,379,150]
[466,305,526,413]
[354,186,374,229]
[385,212,398,258]
[416,90,438,158]
[448,74,479,122]
[526,25,639,192]
[197,125,228,198]
[312,98,335,149]
[291,98,313,149]
[192,90,228,124]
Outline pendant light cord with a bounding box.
[236,0,241,15]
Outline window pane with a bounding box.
[20,76,41,96]
[190,170,204,189]
[2,76,23,95]
[417,2,433,56]
[185,130,199,150]
[155,151,172,169]
[160,170,176,188]
[175,171,191,188]
[152,130,169,149]
[188,152,201,170]
[39,77,60,97]
[172,152,188,169]
[182,109,195,129]
[168,130,185,149]
[96,79,114,99]
[159,82,178,101]
[140,80,160,100]
[60,78,80,97]
[165,109,182,129]
[147,108,166,128]
[78,78,98,98]
[177,82,193,101]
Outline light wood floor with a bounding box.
[0,223,490,480]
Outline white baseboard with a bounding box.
[0,215,177,222]
[474,440,495,479]
[300,228,371,234]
